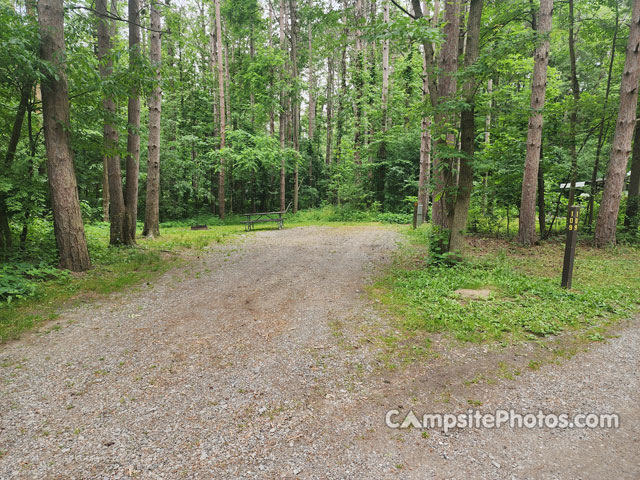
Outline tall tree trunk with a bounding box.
[143,2,162,238]
[483,78,492,214]
[335,0,348,167]
[308,16,315,179]
[353,0,365,167]
[538,148,546,238]
[38,0,91,271]
[325,54,334,165]
[97,0,131,245]
[447,0,484,255]
[102,156,109,222]
[224,39,231,126]
[624,119,640,231]
[567,0,580,208]
[210,10,219,139]
[290,0,300,213]
[269,1,275,136]
[595,0,640,247]
[431,0,460,229]
[0,85,29,250]
[125,0,141,241]
[279,0,287,211]
[517,0,553,246]
[587,3,619,227]
[418,18,431,223]
[215,0,226,218]
[381,0,390,131]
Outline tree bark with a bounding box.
[325,54,334,165]
[587,3,618,227]
[125,0,141,240]
[517,0,553,246]
[308,16,315,179]
[335,0,348,168]
[0,85,29,250]
[431,0,460,230]
[215,0,226,218]
[595,0,640,247]
[353,0,365,166]
[381,0,390,132]
[567,0,580,209]
[447,0,483,255]
[96,0,131,245]
[38,0,91,271]
[624,119,640,231]
[290,0,300,213]
[143,2,162,238]
[279,0,287,211]
[538,149,546,238]
[418,20,431,223]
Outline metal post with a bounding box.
[412,202,418,229]
[561,205,580,289]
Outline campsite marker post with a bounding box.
[561,205,580,289]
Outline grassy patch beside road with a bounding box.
[373,225,640,343]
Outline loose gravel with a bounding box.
[0,225,637,479]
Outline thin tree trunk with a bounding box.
[353,0,365,167]
[595,0,640,247]
[143,2,162,238]
[0,85,29,250]
[269,1,275,136]
[279,0,287,211]
[538,147,546,238]
[290,0,300,213]
[215,0,226,218]
[624,119,640,231]
[97,0,131,245]
[483,78,492,214]
[447,0,483,255]
[308,16,315,179]
[224,39,231,126]
[567,0,580,209]
[210,10,219,139]
[38,0,91,271]
[587,3,619,227]
[381,0,390,131]
[418,7,431,224]
[325,54,334,165]
[102,156,109,222]
[125,0,141,241]
[517,0,553,246]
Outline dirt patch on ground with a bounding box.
[0,225,638,479]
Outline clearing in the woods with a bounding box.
[0,225,638,479]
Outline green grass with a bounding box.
[372,225,640,343]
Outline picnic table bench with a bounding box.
[241,203,291,231]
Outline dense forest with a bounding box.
[1,0,640,272]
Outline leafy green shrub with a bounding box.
[377,212,412,224]
[0,262,69,303]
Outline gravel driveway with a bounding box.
[0,225,638,479]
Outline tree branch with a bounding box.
[390,0,416,19]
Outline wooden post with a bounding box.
[561,205,580,288]
[413,202,418,229]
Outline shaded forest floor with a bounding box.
[0,225,639,478]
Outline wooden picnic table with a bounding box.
[241,203,291,231]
